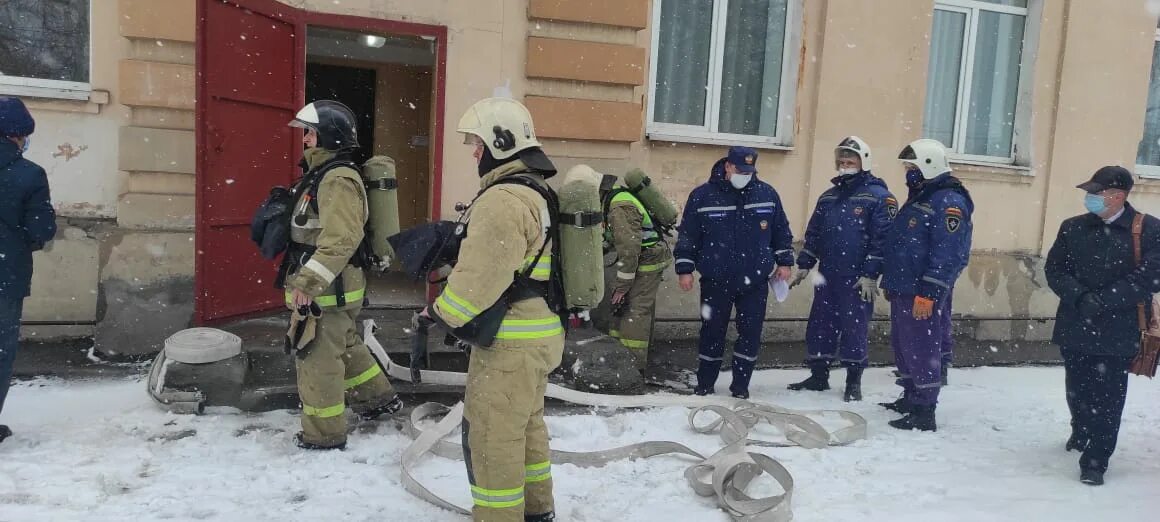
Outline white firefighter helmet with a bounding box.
[457,97,542,160]
[835,136,871,171]
[898,138,951,180]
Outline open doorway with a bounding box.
[306,26,437,307]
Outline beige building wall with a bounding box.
[16,0,1160,352]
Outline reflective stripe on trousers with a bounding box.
[302,402,344,418]
[496,317,564,340]
[344,364,382,389]
[471,484,525,509]
[610,329,648,349]
[525,461,552,483]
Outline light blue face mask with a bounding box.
[1084,193,1106,214]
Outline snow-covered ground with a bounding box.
[2,367,1159,521]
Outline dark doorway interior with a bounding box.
[305,63,377,165]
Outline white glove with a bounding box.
[788,268,811,289]
[853,277,879,303]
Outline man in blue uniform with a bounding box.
[674,147,794,399]
[879,139,973,431]
[788,137,896,402]
[0,97,57,444]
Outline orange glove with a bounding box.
[913,296,935,320]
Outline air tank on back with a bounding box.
[362,155,401,268]
[557,165,606,310]
[624,168,678,228]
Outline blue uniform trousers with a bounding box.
[695,280,768,396]
[804,275,871,368]
[940,290,954,367]
[890,294,949,405]
[0,297,24,416]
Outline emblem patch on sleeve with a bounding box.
[945,207,963,233]
[885,197,899,219]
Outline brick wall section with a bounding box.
[116,0,196,231]
[524,0,649,145]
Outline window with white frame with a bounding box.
[647,0,799,148]
[924,0,1030,163]
[0,0,91,100]
[1137,22,1160,178]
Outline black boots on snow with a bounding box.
[888,404,937,432]
[879,394,914,414]
[295,432,347,451]
[525,511,556,521]
[357,395,404,421]
[0,424,11,444]
[788,363,830,392]
[843,368,863,402]
[1066,432,1089,452]
[1076,468,1104,484]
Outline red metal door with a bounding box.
[195,0,305,324]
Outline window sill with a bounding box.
[1135,165,1160,180]
[645,131,794,152]
[950,159,1034,185]
[20,90,110,115]
[1132,175,1160,195]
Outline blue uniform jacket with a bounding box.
[797,171,896,279]
[0,139,57,299]
[880,173,972,300]
[674,158,794,288]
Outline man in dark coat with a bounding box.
[1045,165,1160,486]
[0,97,57,444]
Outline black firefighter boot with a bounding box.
[879,390,914,414]
[0,424,11,444]
[843,367,863,402]
[787,361,831,392]
[294,432,347,451]
[357,394,404,421]
[525,512,556,521]
[888,404,937,432]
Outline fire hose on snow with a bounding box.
[362,320,868,522]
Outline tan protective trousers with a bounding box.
[610,267,664,369]
[462,342,563,521]
[296,305,397,446]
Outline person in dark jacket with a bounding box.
[1045,165,1160,486]
[879,139,973,432]
[0,97,57,444]
[674,146,794,399]
[788,137,896,402]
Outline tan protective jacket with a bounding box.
[431,160,564,348]
[285,148,367,311]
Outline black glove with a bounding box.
[1077,292,1104,319]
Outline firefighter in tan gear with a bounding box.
[603,179,672,370]
[284,100,401,451]
[421,98,563,522]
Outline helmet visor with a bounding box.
[288,119,317,132]
[462,132,484,146]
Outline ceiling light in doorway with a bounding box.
[361,35,387,48]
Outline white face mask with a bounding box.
[730,173,753,189]
[838,168,859,176]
